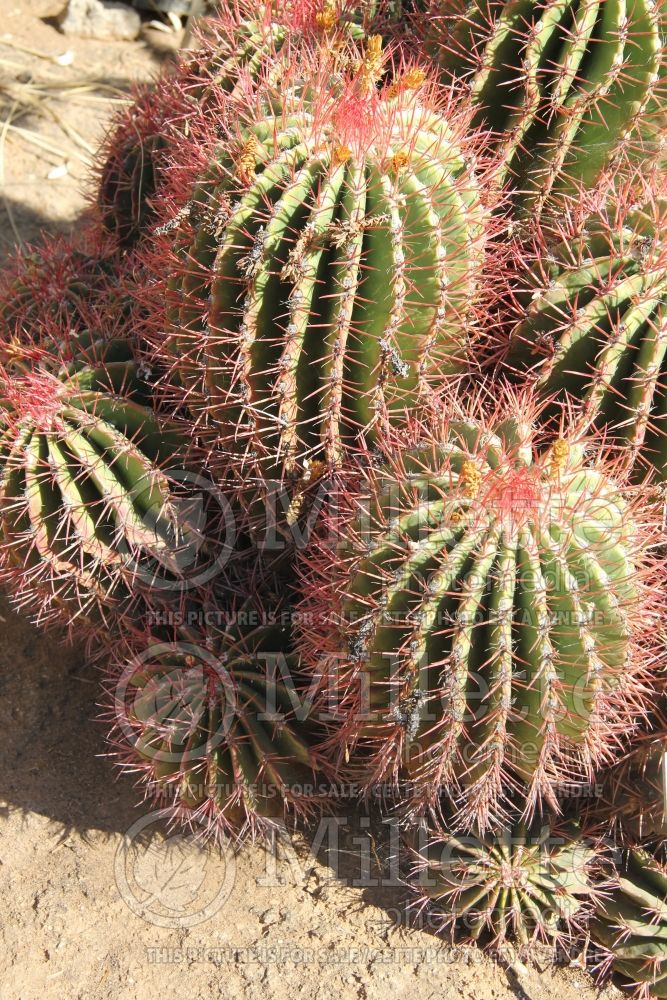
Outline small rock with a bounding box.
[58,0,141,40]
[259,908,281,926]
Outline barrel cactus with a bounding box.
[108,609,329,838]
[426,0,664,213]
[591,848,667,997]
[410,815,596,945]
[506,175,667,480]
[149,51,493,477]
[0,339,214,637]
[96,0,366,247]
[296,391,664,830]
[0,229,125,343]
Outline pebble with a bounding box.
[57,0,141,40]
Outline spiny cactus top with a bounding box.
[149,47,493,475]
[296,391,665,830]
[96,0,366,247]
[108,609,329,839]
[410,816,596,945]
[591,848,667,997]
[192,0,368,95]
[0,229,125,341]
[0,339,202,635]
[507,175,667,480]
[427,0,665,213]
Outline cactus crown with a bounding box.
[297,390,664,829]
[411,816,596,946]
[150,49,492,476]
[96,0,369,247]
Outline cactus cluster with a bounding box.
[3,0,667,992]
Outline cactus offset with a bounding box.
[410,815,597,945]
[426,0,664,213]
[591,848,667,997]
[148,51,493,476]
[108,609,329,839]
[296,390,664,829]
[507,175,667,479]
[0,339,211,637]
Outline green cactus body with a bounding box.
[412,818,594,944]
[166,88,488,474]
[592,849,667,997]
[431,0,663,212]
[298,409,653,827]
[509,204,667,479]
[116,616,327,835]
[0,350,194,625]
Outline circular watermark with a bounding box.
[119,468,238,594]
[114,808,237,928]
[113,640,237,763]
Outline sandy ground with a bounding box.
[0,3,623,998]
